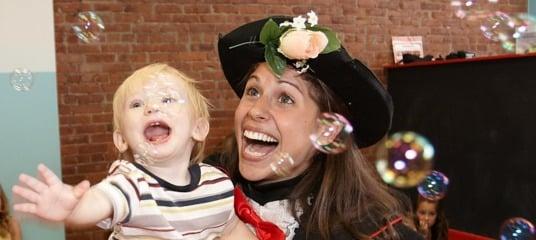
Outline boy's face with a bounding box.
[115,75,206,164]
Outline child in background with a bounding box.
[12,63,255,239]
[414,196,449,240]
[1,184,21,240]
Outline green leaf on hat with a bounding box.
[309,26,341,54]
[265,44,286,76]
[260,19,282,45]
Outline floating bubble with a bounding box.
[133,142,159,166]
[309,112,353,154]
[375,131,435,188]
[480,12,536,52]
[9,68,34,92]
[500,217,535,240]
[451,0,499,20]
[72,11,105,43]
[140,75,188,119]
[270,151,295,177]
[417,170,449,200]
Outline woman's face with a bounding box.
[234,63,320,182]
[417,200,438,228]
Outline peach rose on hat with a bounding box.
[255,11,341,76]
[277,29,329,60]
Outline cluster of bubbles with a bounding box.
[417,170,449,200]
[450,0,536,52]
[72,11,105,44]
[375,131,435,188]
[9,68,34,92]
[480,12,536,52]
[270,112,353,176]
[500,217,535,240]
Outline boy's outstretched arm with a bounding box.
[12,164,113,227]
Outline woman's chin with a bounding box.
[238,162,275,182]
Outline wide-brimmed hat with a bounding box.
[217,15,393,148]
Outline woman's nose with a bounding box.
[248,98,270,121]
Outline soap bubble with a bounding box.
[417,170,449,200]
[451,0,499,21]
[480,12,536,52]
[270,151,295,177]
[375,131,435,188]
[310,112,353,154]
[133,142,159,166]
[72,11,105,43]
[499,217,535,240]
[9,68,34,92]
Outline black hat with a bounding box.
[218,16,393,148]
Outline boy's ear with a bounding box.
[113,130,129,153]
[192,117,209,142]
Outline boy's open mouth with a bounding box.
[144,121,171,144]
[243,130,279,158]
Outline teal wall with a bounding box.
[530,0,536,16]
[0,0,63,237]
[0,73,64,239]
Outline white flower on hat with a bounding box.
[307,11,318,27]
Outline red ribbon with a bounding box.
[234,187,286,240]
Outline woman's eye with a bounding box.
[129,101,143,108]
[245,87,259,97]
[162,97,176,104]
[278,94,295,104]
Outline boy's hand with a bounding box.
[12,164,90,222]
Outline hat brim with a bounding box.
[218,16,393,148]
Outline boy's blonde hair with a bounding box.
[112,63,210,163]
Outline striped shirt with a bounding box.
[96,160,235,240]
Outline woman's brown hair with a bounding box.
[1,184,14,237]
[220,65,406,239]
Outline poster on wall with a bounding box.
[391,36,424,64]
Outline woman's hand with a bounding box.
[12,164,90,222]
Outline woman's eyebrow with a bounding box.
[247,75,260,82]
[278,79,303,94]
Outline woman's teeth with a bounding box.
[243,130,278,143]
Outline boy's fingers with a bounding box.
[12,185,40,203]
[19,174,47,193]
[73,180,90,198]
[38,164,61,186]
[13,203,37,214]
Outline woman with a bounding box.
[212,12,423,239]
[0,184,21,240]
[414,196,449,240]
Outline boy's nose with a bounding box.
[145,104,160,115]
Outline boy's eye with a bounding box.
[245,87,260,97]
[278,94,294,104]
[162,97,176,104]
[129,100,143,108]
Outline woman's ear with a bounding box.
[192,117,209,142]
[113,130,129,153]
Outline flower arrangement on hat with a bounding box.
[259,11,342,76]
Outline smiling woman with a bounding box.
[212,13,424,239]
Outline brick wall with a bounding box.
[53,1,527,239]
